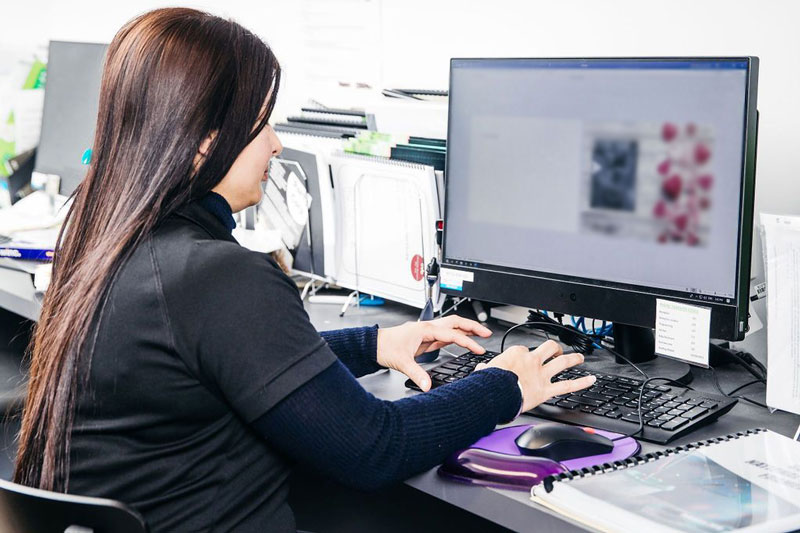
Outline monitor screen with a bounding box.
[443,58,758,341]
[445,58,750,304]
[35,41,107,196]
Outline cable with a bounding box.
[708,367,770,409]
[737,396,769,409]
[502,313,658,441]
[523,311,648,379]
[438,296,467,318]
[727,379,764,397]
[726,350,767,382]
[615,376,696,440]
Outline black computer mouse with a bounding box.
[515,423,614,461]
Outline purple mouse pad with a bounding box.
[438,422,640,491]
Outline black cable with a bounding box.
[727,379,764,396]
[505,311,649,379]
[500,317,595,356]
[737,396,769,409]
[724,349,767,383]
[615,376,695,440]
[501,313,661,441]
[708,367,770,409]
[501,313,763,441]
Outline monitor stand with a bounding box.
[584,323,693,386]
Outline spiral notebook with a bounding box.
[530,429,800,533]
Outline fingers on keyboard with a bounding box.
[550,375,597,396]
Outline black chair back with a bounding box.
[0,479,146,533]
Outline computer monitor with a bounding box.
[443,57,759,362]
[35,41,107,196]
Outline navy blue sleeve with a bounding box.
[319,326,381,378]
[253,360,522,491]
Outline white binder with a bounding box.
[329,152,443,310]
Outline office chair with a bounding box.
[0,478,147,533]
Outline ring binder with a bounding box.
[541,427,766,493]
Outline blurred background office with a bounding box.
[3,0,800,272]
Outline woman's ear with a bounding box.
[198,131,218,157]
[194,131,218,171]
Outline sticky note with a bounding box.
[440,267,474,291]
[655,299,711,366]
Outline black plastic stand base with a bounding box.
[584,347,694,387]
[612,323,656,364]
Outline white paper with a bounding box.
[760,213,800,415]
[655,298,711,366]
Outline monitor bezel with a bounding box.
[441,57,759,341]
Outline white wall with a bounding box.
[3,0,798,275]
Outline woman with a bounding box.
[14,8,595,532]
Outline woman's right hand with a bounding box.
[475,340,596,412]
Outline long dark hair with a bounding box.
[14,7,280,492]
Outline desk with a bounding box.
[0,268,797,531]
[305,297,800,533]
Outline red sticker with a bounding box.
[411,254,424,282]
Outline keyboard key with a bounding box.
[682,406,709,420]
[582,391,610,402]
[567,396,606,407]
[660,417,689,431]
[667,408,684,416]
[454,372,468,378]
[556,400,580,410]
[437,367,459,375]
[646,420,664,428]
[700,401,719,409]
[621,413,642,424]
[443,376,458,383]
[604,411,622,419]
[543,397,560,406]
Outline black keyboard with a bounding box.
[405,351,738,444]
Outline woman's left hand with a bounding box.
[376,316,492,392]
